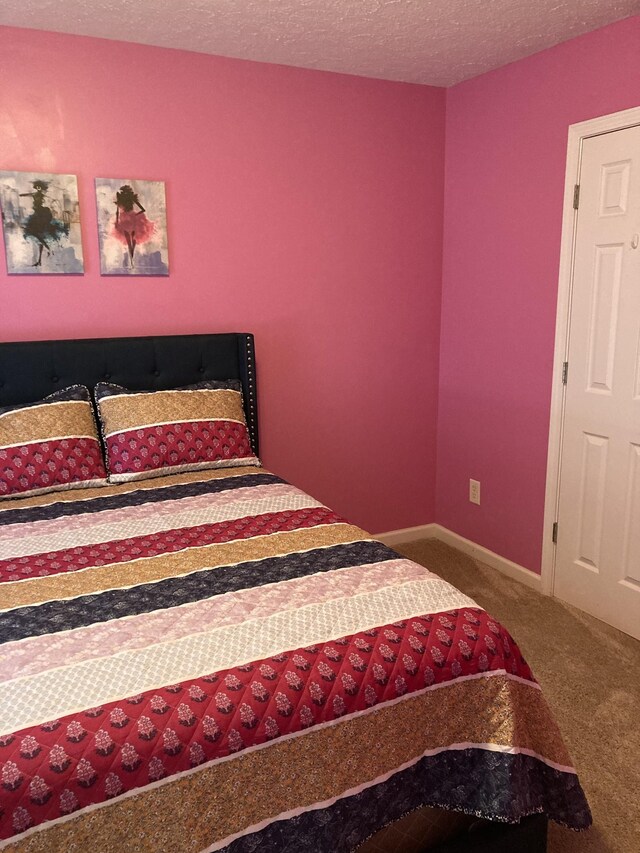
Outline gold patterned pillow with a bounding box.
[95,380,260,483]
[0,385,107,499]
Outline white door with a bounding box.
[554,123,640,640]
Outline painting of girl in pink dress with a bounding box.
[95,178,169,275]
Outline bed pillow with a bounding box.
[0,385,107,500]
[95,380,260,483]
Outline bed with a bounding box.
[0,333,590,852]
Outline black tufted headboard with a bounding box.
[0,333,259,455]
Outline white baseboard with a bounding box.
[376,523,439,547]
[377,523,542,592]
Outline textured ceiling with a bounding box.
[1,0,639,86]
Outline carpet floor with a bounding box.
[393,538,640,853]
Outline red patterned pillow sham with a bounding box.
[94,380,260,483]
[0,385,107,500]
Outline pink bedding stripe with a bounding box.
[0,483,300,545]
[0,560,432,679]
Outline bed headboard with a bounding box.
[0,332,259,455]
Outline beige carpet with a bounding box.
[393,538,640,853]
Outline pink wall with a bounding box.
[438,16,640,572]
[0,26,446,534]
[6,18,635,555]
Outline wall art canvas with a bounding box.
[0,171,84,274]
[95,178,169,275]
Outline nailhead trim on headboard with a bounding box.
[244,334,258,455]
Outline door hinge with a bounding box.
[573,184,580,209]
[552,522,558,544]
[562,361,569,385]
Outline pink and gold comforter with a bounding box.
[0,467,590,851]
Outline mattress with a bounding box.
[0,466,591,851]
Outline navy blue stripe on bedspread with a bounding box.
[0,473,283,526]
[0,541,398,644]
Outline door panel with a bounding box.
[576,432,608,571]
[621,443,640,587]
[599,159,630,216]
[587,244,622,393]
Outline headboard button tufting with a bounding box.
[51,376,59,383]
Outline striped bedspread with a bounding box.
[0,467,590,851]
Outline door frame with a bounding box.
[541,105,640,596]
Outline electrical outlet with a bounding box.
[469,479,481,505]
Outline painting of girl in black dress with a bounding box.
[0,171,84,274]
[95,178,168,275]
